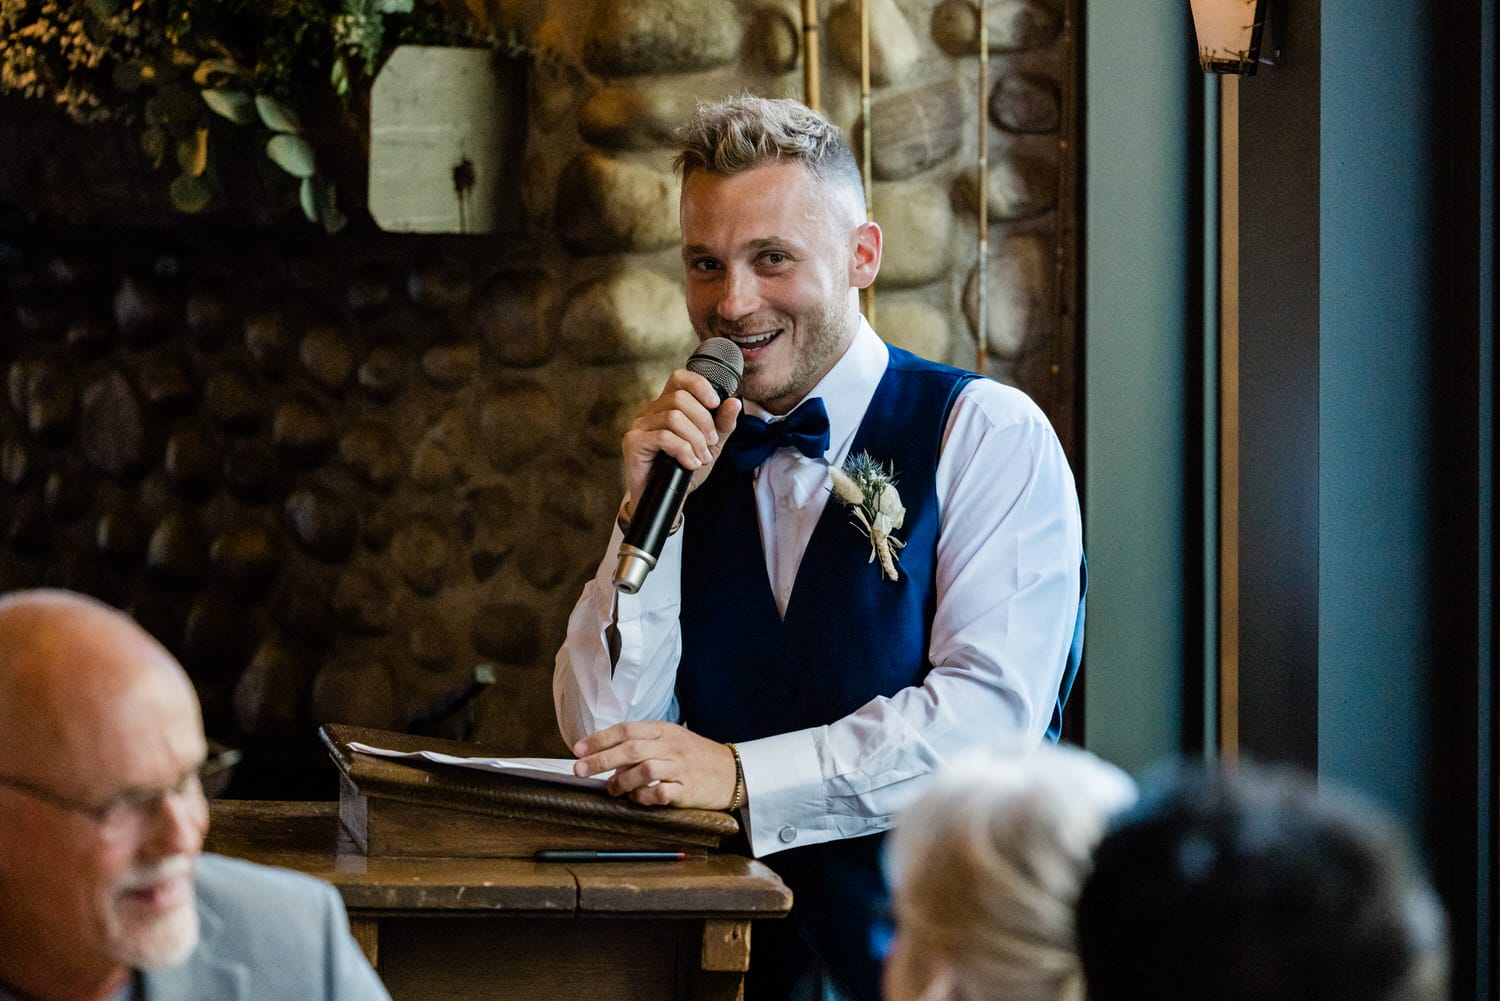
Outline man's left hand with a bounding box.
[572,721,738,810]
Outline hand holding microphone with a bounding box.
[613,337,744,594]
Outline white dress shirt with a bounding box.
[554,320,1084,858]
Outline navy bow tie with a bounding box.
[724,397,831,472]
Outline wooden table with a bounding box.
[207,801,792,1001]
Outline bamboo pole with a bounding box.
[859,0,875,325]
[1218,75,1240,763]
[975,0,989,373]
[802,0,821,111]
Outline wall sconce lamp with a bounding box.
[1190,0,1276,74]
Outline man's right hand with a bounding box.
[620,367,743,518]
[571,721,741,810]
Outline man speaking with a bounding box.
[553,96,1084,1001]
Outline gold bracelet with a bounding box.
[616,498,683,536]
[725,742,745,813]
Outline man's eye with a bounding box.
[691,259,720,272]
[762,252,788,266]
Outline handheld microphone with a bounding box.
[613,337,743,594]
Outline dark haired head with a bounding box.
[1076,761,1448,1001]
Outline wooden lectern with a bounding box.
[323,723,740,858]
[203,725,792,1001]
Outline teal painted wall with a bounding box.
[1233,3,1491,995]
[1316,0,1435,834]
[1083,1,1491,993]
[1081,5,1194,774]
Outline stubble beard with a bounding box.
[732,293,852,411]
[106,855,200,970]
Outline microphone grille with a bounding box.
[687,337,744,400]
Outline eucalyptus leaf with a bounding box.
[299,176,347,234]
[254,95,303,134]
[169,173,214,214]
[330,57,348,96]
[84,0,121,17]
[176,128,209,177]
[375,0,414,12]
[298,176,319,225]
[201,89,256,125]
[266,134,317,178]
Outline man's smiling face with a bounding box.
[680,161,865,416]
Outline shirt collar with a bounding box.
[741,317,888,464]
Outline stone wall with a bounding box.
[0,0,1077,797]
[529,0,1078,434]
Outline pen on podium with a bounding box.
[534,850,687,862]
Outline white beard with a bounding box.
[106,856,200,969]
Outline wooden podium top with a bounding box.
[321,723,741,858]
[206,799,792,919]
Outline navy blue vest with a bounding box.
[678,347,972,1001]
[679,347,972,740]
[676,345,1085,1001]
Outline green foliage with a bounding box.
[2,0,493,230]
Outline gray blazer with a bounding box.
[143,853,390,1001]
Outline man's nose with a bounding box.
[716,267,761,321]
[141,786,208,857]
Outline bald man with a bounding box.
[0,589,390,1001]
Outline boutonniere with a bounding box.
[829,452,905,581]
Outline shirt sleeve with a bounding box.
[552,382,1084,861]
[553,511,687,746]
[735,381,1084,857]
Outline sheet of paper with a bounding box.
[347,741,610,790]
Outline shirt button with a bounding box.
[778,826,797,844]
[779,496,792,510]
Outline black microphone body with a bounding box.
[613,338,743,594]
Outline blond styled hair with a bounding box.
[674,95,866,227]
[886,742,1137,1001]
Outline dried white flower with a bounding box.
[829,452,906,582]
[874,483,905,529]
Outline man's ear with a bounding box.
[849,220,882,290]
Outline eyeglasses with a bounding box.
[0,749,240,840]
